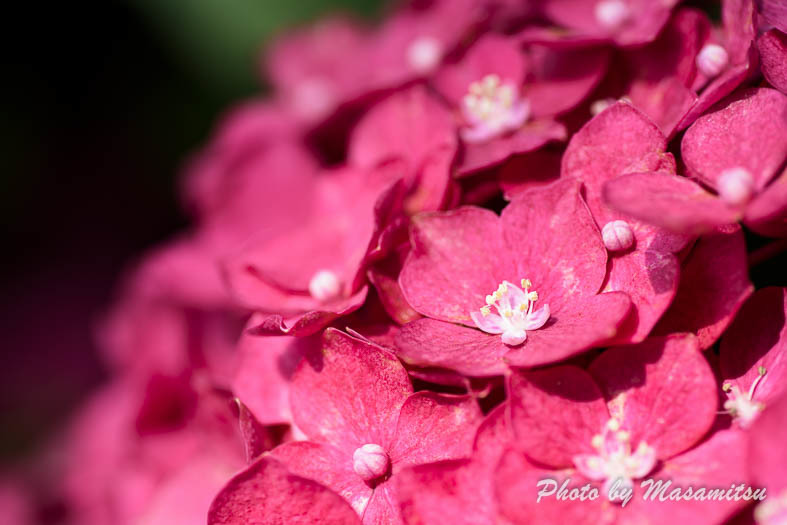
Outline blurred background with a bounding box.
[0,0,383,467]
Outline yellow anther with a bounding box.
[480,305,491,316]
[499,283,508,292]
[493,290,502,300]
[503,310,513,318]
[527,291,538,301]
[722,383,732,392]
[486,295,496,306]
[591,434,603,449]
[616,431,630,442]
[521,278,532,289]
[607,419,621,432]
[758,366,767,376]
[518,303,527,312]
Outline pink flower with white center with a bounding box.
[722,366,767,428]
[573,418,657,501]
[460,74,530,144]
[470,279,549,346]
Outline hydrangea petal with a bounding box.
[508,366,609,468]
[758,30,787,95]
[208,456,361,525]
[745,168,787,237]
[588,334,717,459]
[748,393,787,492]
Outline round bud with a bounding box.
[717,167,754,207]
[308,270,342,302]
[407,37,442,74]
[696,44,729,78]
[353,444,390,482]
[594,0,630,30]
[602,220,635,252]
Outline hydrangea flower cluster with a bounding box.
[13,1,787,524]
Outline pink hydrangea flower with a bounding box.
[395,178,632,376]
[215,329,482,524]
[604,88,787,238]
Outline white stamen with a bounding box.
[470,278,550,346]
[460,74,530,143]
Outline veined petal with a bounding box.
[470,311,506,334]
[524,304,550,330]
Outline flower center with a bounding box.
[573,419,657,502]
[602,220,635,252]
[352,443,390,483]
[308,270,342,303]
[723,366,767,428]
[696,44,729,78]
[470,279,550,346]
[460,74,530,143]
[407,37,443,74]
[717,167,755,207]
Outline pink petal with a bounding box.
[588,334,718,460]
[603,249,680,343]
[745,167,787,237]
[603,172,742,234]
[758,30,787,95]
[759,0,787,34]
[234,399,277,464]
[524,45,610,118]
[270,441,372,516]
[232,322,321,426]
[395,319,511,377]
[399,206,514,326]
[290,329,413,450]
[682,88,787,191]
[508,365,609,468]
[748,393,787,491]
[494,449,603,525]
[622,430,750,525]
[503,291,632,368]
[360,482,401,525]
[433,35,527,106]
[499,149,563,199]
[390,391,482,468]
[396,459,497,525]
[367,248,422,326]
[458,119,567,175]
[720,287,787,405]
[501,178,608,313]
[208,456,362,525]
[653,225,753,349]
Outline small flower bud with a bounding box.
[353,444,390,482]
[407,37,442,74]
[717,167,754,207]
[602,220,635,252]
[308,270,342,302]
[595,0,630,30]
[696,44,729,78]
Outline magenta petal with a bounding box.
[501,178,608,311]
[720,287,787,405]
[395,319,510,377]
[399,207,513,325]
[508,366,609,468]
[603,172,742,234]
[622,430,749,525]
[525,45,610,118]
[494,449,603,525]
[390,392,482,468]
[270,441,372,516]
[604,249,680,343]
[758,30,787,95]
[589,334,717,459]
[682,88,787,190]
[360,482,401,525]
[458,119,567,175]
[397,459,496,525]
[290,329,413,450]
[503,291,632,368]
[749,393,787,491]
[208,456,361,525]
[232,323,320,425]
[349,86,456,174]
[759,0,787,34]
[654,225,753,349]
[745,168,787,237]
[433,35,527,106]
